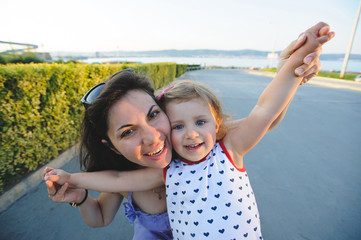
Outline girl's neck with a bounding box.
[178,156,207,165]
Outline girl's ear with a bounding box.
[101,139,121,155]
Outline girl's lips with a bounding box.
[185,142,204,152]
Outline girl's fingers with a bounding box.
[42,167,54,179]
[281,33,307,59]
[294,33,307,51]
[46,180,53,188]
[318,32,335,45]
[48,175,60,182]
[319,25,330,36]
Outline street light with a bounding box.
[340,0,361,78]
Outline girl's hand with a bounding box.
[43,167,70,185]
[277,24,334,85]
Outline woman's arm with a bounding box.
[44,174,123,228]
[78,191,124,227]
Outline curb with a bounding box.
[0,143,80,213]
[245,70,361,92]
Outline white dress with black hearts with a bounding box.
[165,141,263,240]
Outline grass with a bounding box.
[263,68,359,81]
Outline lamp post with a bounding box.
[340,1,361,78]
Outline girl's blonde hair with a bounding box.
[157,80,228,140]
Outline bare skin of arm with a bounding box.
[223,22,334,169]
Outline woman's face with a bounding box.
[106,90,172,168]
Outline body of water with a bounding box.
[81,56,361,73]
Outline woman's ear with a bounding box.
[101,139,121,155]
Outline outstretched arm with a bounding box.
[44,167,164,193]
[268,24,333,131]
[224,22,334,162]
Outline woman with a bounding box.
[44,22,333,240]
[45,69,173,239]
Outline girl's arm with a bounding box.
[224,22,334,160]
[45,167,164,193]
[268,24,330,132]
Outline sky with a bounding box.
[1,0,361,54]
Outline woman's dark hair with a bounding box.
[79,70,158,172]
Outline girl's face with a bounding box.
[166,97,219,162]
[106,90,172,168]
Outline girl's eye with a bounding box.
[196,120,206,126]
[120,129,135,138]
[173,124,184,130]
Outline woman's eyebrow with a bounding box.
[147,105,157,117]
[116,105,157,133]
[116,124,133,133]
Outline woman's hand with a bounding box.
[277,24,334,85]
[43,167,86,204]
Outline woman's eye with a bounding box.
[120,129,134,138]
[149,110,160,119]
[173,124,184,130]
[196,120,206,126]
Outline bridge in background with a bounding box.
[0,40,38,53]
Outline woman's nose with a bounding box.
[142,124,159,145]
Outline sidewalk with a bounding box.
[246,69,361,92]
[0,143,80,212]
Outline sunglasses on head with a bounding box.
[81,68,135,108]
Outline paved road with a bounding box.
[1,69,360,240]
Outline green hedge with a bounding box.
[0,62,180,193]
[176,64,188,78]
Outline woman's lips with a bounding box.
[144,141,168,160]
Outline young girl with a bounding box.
[45,24,334,239]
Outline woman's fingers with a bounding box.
[47,180,57,197]
[295,50,322,77]
[49,182,69,202]
[57,182,69,197]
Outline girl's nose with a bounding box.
[185,128,199,139]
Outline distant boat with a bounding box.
[267,52,279,60]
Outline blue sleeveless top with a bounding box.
[124,192,173,240]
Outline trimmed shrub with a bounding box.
[0,62,182,193]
